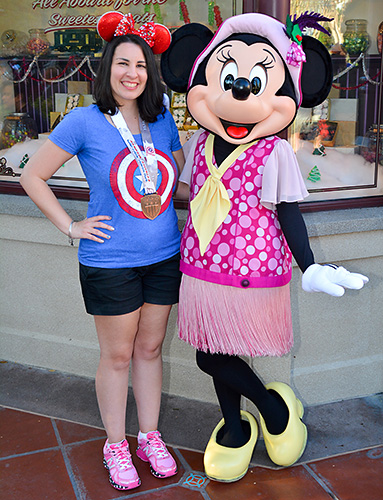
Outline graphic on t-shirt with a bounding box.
[110,147,176,218]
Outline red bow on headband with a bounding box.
[114,13,155,47]
[97,11,171,54]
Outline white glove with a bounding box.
[302,264,369,297]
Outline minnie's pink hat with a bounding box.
[189,13,304,105]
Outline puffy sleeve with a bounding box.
[261,139,309,210]
[179,129,204,186]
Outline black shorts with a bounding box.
[79,253,182,316]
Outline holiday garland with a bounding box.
[180,0,190,24]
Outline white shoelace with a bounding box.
[111,446,133,469]
[147,437,169,459]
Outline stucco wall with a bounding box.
[1,194,382,407]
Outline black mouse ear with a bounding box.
[161,23,214,93]
[300,36,333,108]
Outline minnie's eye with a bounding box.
[249,65,267,96]
[220,61,238,91]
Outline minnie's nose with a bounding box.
[231,77,251,100]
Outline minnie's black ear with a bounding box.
[300,36,333,108]
[161,23,214,93]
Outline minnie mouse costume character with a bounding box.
[161,12,369,483]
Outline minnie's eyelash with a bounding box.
[259,56,275,69]
[217,47,232,63]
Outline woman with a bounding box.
[20,13,184,492]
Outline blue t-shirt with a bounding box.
[49,105,182,268]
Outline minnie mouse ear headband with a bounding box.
[97,11,171,54]
[188,12,333,107]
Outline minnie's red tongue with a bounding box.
[227,125,248,139]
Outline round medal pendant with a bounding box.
[141,193,161,220]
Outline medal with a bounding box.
[111,111,161,219]
[141,193,162,220]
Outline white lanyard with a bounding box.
[111,110,158,194]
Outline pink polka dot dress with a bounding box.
[178,131,309,358]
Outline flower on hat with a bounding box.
[285,11,333,67]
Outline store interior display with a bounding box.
[0,112,38,149]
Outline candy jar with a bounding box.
[0,113,38,149]
[342,19,370,56]
[26,28,51,56]
[0,29,29,56]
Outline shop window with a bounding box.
[289,0,383,209]
[0,0,241,200]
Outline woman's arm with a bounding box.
[172,147,185,176]
[20,139,114,243]
[172,147,190,200]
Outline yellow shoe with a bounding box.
[259,382,307,467]
[204,410,258,482]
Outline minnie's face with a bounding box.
[187,40,297,144]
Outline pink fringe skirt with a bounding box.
[178,275,293,358]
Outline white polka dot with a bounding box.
[256,228,265,237]
[259,216,269,229]
[240,265,249,274]
[196,173,205,186]
[239,202,248,212]
[236,236,247,249]
[247,245,255,255]
[230,178,241,191]
[273,238,281,250]
[254,175,262,187]
[213,254,222,264]
[210,263,221,272]
[268,258,278,271]
[186,237,194,250]
[245,182,255,191]
[249,258,261,271]
[247,195,258,207]
[259,251,268,261]
[218,243,230,256]
[211,232,221,245]
[237,250,246,259]
[255,238,266,250]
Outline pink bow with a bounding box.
[114,13,155,47]
[286,41,306,67]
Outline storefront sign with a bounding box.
[0,0,236,44]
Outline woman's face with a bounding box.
[110,42,148,106]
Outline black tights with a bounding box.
[196,351,289,447]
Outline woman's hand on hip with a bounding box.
[71,216,114,243]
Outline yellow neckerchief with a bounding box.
[190,133,258,255]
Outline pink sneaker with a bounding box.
[136,431,177,478]
[103,439,141,490]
